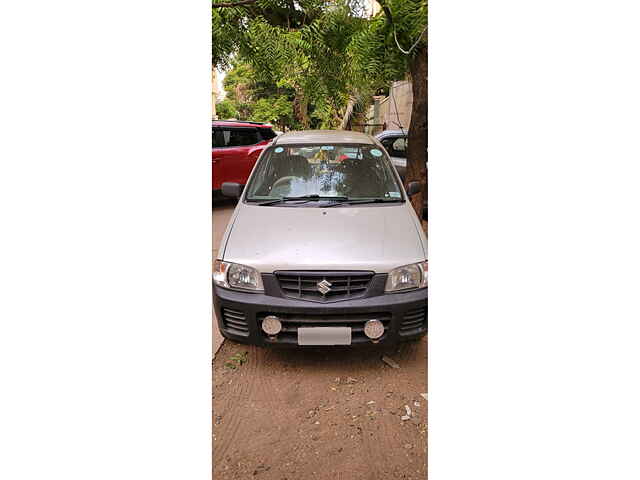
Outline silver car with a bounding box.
[213,130,427,346]
[376,130,408,180]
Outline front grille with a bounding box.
[275,271,374,302]
[221,308,249,336]
[399,306,427,336]
[258,312,391,343]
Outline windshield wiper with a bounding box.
[323,198,404,207]
[258,195,348,206]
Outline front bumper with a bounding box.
[213,281,427,347]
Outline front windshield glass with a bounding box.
[244,143,403,202]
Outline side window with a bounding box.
[381,136,408,158]
[228,128,259,147]
[258,128,277,141]
[213,128,259,147]
[212,129,228,147]
[391,137,407,157]
[380,137,395,155]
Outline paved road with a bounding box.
[212,201,235,357]
[212,201,427,479]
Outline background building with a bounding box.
[364,80,413,135]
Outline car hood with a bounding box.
[222,203,426,273]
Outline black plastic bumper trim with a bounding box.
[213,283,427,346]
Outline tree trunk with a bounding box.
[406,45,427,233]
[340,97,356,130]
[293,90,310,128]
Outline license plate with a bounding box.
[297,327,352,345]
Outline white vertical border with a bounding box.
[0,1,212,478]
[430,0,640,478]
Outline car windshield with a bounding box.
[244,143,403,203]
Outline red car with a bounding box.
[212,120,277,196]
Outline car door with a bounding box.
[380,135,408,180]
[212,127,262,190]
[212,128,230,190]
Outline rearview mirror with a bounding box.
[221,182,243,198]
[406,181,421,197]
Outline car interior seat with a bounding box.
[279,154,312,179]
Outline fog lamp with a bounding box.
[364,319,384,340]
[262,315,282,335]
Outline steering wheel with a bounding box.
[271,176,297,191]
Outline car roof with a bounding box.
[375,129,407,138]
[212,120,273,129]
[274,130,377,145]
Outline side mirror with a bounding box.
[406,181,421,197]
[221,182,243,198]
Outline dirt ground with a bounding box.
[213,338,427,480]
[213,203,427,479]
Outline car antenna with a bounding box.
[390,83,406,137]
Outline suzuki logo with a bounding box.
[317,279,332,295]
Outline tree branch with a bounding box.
[212,0,258,8]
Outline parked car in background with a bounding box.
[212,120,277,198]
[376,129,428,221]
[376,130,408,180]
[213,130,427,347]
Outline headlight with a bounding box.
[385,261,428,292]
[213,260,264,292]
